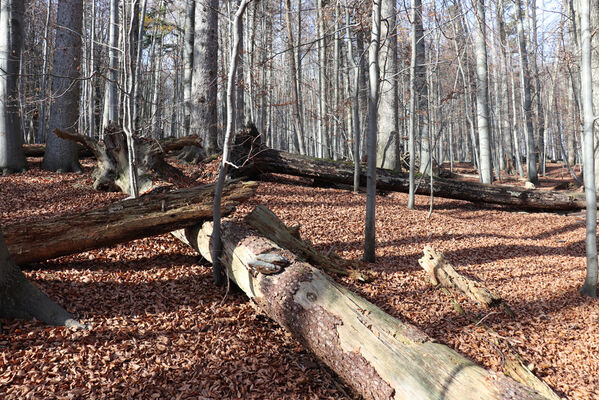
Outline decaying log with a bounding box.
[172,218,550,400]
[4,180,257,265]
[159,135,203,153]
[22,143,93,158]
[54,127,192,194]
[419,249,561,400]
[245,205,369,281]
[418,246,506,310]
[233,135,587,210]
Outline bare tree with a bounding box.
[515,0,538,184]
[376,0,399,170]
[0,0,27,174]
[211,0,252,285]
[579,0,598,298]
[364,0,381,262]
[42,0,84,172]
[102,0,120,132]
[474,0,492,183]
[191,0,219,154]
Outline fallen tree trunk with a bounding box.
[172,218,549,400]
[245,205,369,281]
[418,249,561,400]
[22,143,93,158]
[418,246,507,310]
[4,180,257,265]
[240,147,586,211]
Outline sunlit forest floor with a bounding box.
[0,157,596,399]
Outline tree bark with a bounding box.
[579,0,598,297]
[515,0,538,184]
[0,224,83,328]
[365,0,381,262]
[239,146,588,211]
[376,0,399,170]
[191,0,219,154]
[0,0,27,174]
[53,127,196,194]
[474,0,493,184]
[42,0,83,173]
[102,0,120,132]
[172,218,549,400]
[3,180,257,266]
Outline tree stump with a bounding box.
[54,125,197,194]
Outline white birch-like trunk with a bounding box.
[515,0,538,184]
[0,0,27,174]
[474,0,493,184]
[364,0,381,262]
[102,0,120,132]
[376,0,399,170]
[211,0,252,285]
[579,0,598,298]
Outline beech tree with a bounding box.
[364,0,381,262]
[42,0,84,172]
[191,0,219,155]
[376,0,399,170]
[473,0,492,184]
[579,0,598,298]
[0,0,27,174]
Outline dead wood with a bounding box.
[418,246,508,310]
[22,143,93,158]
[172,216,551,400]
[54,127,191,194]
[245,205,369,281]
[233,137,588,211]
[4,180,257,265]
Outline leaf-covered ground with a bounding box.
[1,158,597,399]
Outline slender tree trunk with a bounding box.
[413,0,429,175]
[515,0,538,184]
[579,0,598,298]
[474,0,493,183]
[344,4,361,192]
[317,0,330,158]
[283,0,306,155]
[528,0,545,176]
[408,0,419,209]
[376,0,399,170]
[36,0,52,143]
[0,0,27,175]
[364,0,381,262]
[211,0,252,285]
[102,0,120,132]
[183,0,195,137]
[42,0,84,173]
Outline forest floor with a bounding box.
[0,157,597,399]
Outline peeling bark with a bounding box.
[4,181,257,265]
[173,217,549,400]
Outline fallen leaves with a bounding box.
[0,160,597,399]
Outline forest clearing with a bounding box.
[0,156,597,399]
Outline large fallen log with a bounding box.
[228,126,584,211]
[243,149,586,211]
[4,180,257,265]
[172,218,549,400]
